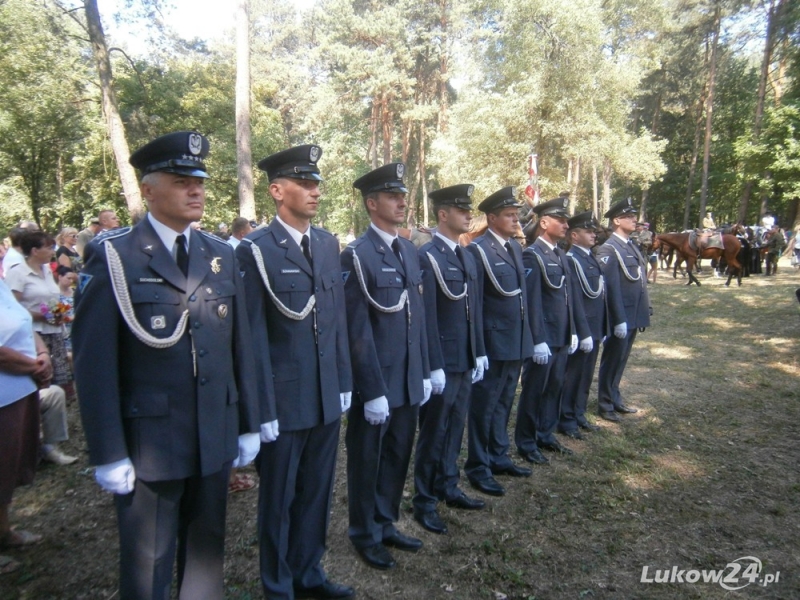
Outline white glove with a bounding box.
[533,342,551,365]
[568,335,578,355]
[95,458,136,495]
[579,337,594,353]
[259,419,280,443]
[364,396,390,425]
[340,391,352,412]
[422,379,432,405]
[233,432,261,467]
[472,355,488,383]
[613,322,628,339]
[430,369,446,395]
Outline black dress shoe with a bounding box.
[491,463,532,478]
[560,429,585,440]
[356,543,396,570]
[615,404,639,414]
[518,448,549,465]
[383,531,423,552]
[295,580,356,599]
[414,510,448,534]
[445,492,485,510]
[599,410,620,422]
[469,476,505,497]
[578,422,601,431]
[538,440,573,455]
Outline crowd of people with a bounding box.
[0,129,788,599]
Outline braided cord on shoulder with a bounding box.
[569,255,603,299]
[249,242,315,320]
[611,246,642,281]
[471,243,521,297]
[104,240,189,349]
[529,250,565,289]
[352,250,408,313]
[425,251,467,301]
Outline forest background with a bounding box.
[0,0,798,238]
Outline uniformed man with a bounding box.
[596,198,651,421]
[237,145,354,600]
[342,163,431,570]
[72,131,264,599]
[515,198,584,463]
[464,187,534,497]
[413,184,488,535]
[559,211,606,437]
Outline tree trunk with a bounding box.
[601,159,612,217]
[698,3,721,227]
[683,100,704,230]
[235,0,255,220]
[738,0,784,223]
[569,157,580,214]
[83,0,143,223]
[419,122,428,226]
[592,164,599,217]
[437,0,449,134]
[368,101,378,168]
[640,189,648,224]
[382,95,393,165]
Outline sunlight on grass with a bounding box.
[772,361,800,378]
[622,452,706,492]
[648,346,695,359]
[704,317,740,330]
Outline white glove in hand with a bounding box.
[430,369,446,395]
[579,337,594,353]
[614,322,628,339]
[233,432,261,467]
[422,379,432,405]
[260,419,280,444]
[568,335,579,355]
[95,458,136,495]
[472,355,488,383]
[364,396,389,425]
[533,342,551,365]
[340,391,352,412]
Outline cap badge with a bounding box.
[188,133,203,155]
[510,186,517,196]
[210,257,222,274]
[309,146,320,162]
[467,185,474,196]
[562,199,568,208]
[217,304,228,319]
[396,164,405,178]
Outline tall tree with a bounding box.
[236,0,255,219]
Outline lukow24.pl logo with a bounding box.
[641,556,780,590]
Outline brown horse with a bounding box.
[655,232,743,286]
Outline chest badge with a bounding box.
[151,315,166,330]
[210,257,222,274]
[218,304,228,319]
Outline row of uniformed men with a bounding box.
[71,132,650,600]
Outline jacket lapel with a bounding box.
[367,227,404,276]
[186,232,211,297]
[269,220,312,277]
[137,219,186,293]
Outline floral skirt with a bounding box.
[40,332,72,386]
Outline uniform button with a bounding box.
[198,349,207,357]
[131,407,138,414]
[216,288,221,295]
[200,378,208,385]
[194,322,201,329]
[319,351,324,357]
[315,286,319,292]
[154,294,159,299]
[318,329,322,335]
[190,294,197,302]
[291,283,296,288]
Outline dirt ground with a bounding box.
[2,259,799,600]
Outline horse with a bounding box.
[655,231,743,286]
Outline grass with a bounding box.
[3,260,799,599]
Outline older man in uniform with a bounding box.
[341,162,431,570]
[237,145,354,600]
[559,211,606,437]
[596,198,651,421]
[515,197,584,463]
[72,131,264,599]
[413,184,487,535]
[464,187,533,498]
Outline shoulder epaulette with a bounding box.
[93,227,131,244]
[310,224,335,239]
[197,229,231,247]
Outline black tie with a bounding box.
[391,238,403,264]
[175,234,189,277]
[454,245,467,271]
[301,235,313,270]
[505,241,517,266]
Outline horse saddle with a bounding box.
[690,231,723,252]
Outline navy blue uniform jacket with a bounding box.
[565,247,608,341]
[236,220,351,431]
[418,238,485,373]
[596,235,651,329]
[72,219,260,481]
[341,228,430,408]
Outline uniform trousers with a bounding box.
[346,400,418,549]
[515,345,569,451]
[465,359,521,482]
[598,329,638,413]
[559,344,600,432]
[413,369,472,513]
[258,419,339,599]
[114,465,231,600]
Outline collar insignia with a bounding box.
[210,257,222,274]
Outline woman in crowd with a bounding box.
[0,278,49,574]
[55,227,82,273]
[4,231,74,398]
